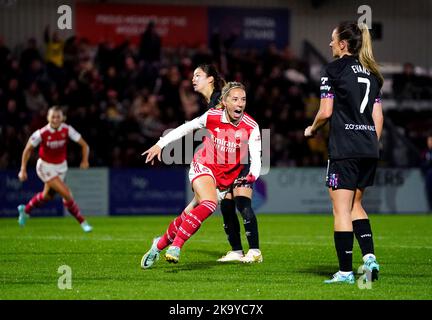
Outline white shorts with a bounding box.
[188,162,229,203]
[36,159,67,183]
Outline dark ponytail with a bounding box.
[197,64,226,92]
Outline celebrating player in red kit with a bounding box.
[17,106,93,232]
[140,82,262,267]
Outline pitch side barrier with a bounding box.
[0,167,428,217]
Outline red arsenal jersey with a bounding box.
[29,123,81,164]
[193,109,259,189]
[157,109,261,190]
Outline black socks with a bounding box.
[235,196,259,249]
[334,231,354,272]
[220,196,260,251]
[353,219,375,257]
[220,198,242,251]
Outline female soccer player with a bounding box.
[304,22,384,284]
[192,64,225,110]
[140,82,261,268]
[187,64,263,263]
[17,106,93,232]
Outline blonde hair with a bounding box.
[47,105,65,121]
[358,23,384,86]
[48,105,63,113]
[220,82,246,101]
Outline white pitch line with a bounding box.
[0,235,431,250]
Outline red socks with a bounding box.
[25,192,46,214]
[63,199,85,224]
[25,193,85,225]
[172,200,217,248]
[156,211,186,250]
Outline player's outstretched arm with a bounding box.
[77,137,90,169]
[141,112,208,165]
[18,142,34,182]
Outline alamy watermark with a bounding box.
[57,5,72,30]
[357,5,372,29]
[158,128,270,175]
[57,265,72,290]
[357,265,373,289]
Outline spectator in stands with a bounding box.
[44,25,64,68]
[421,135,432,212]
[138,21,161,64]
[44,25,65,88]
[20,37,42,72]
[0,36,11,75]
[63,36,79,77]
[192,43,213,67]
[21,58,47,89]
[392,62,421,101]
[3,78,26,114]
[0,25,325,169]
[24,81,48,114]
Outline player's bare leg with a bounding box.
[352,188,379,281]
[42,184,57,200]
[325,188,355,284]
[45,177,72,200]
[352,188,368,220]
[330,188,354,231]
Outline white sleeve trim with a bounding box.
[29,130,42,147]
[67,125,82,142]
[248,126,262,179]
[156,112,207,149]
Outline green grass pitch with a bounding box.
[1,214,431,300]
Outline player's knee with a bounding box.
[42,192,54,201]
[235,196,255,221]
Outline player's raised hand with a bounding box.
[18,169,28,182]
[141,145,162,165]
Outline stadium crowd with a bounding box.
[0,25,431,169]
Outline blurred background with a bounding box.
[0,0,431,216]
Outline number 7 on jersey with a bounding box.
[357,77,370,114]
